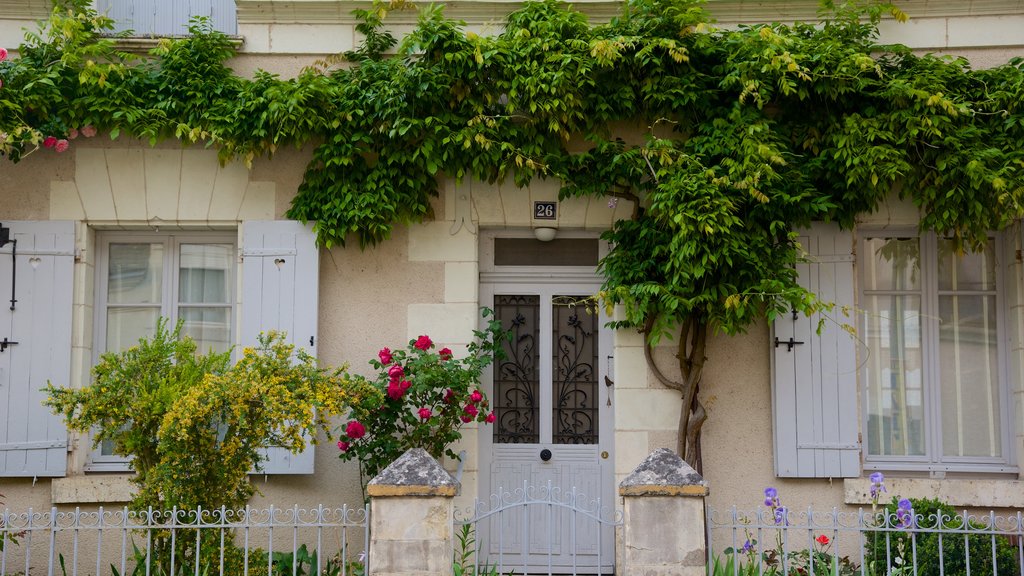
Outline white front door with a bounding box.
[479,282,615,574]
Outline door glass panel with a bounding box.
[494,295,540,444]
[552,296,599,445]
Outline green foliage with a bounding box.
[45,320,376,576]
[338,309,507,483]
[45,319,375,512]
[865,497,1019,576]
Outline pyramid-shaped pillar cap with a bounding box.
[366,448,461,497]
[619,448,709,496]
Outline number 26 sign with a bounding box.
[534,201,557,220]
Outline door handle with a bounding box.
[539,448,552,462]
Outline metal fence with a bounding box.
[707,506,1024,576]
[455,481,622,576]
[0,504,368,576]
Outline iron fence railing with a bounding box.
[0,504,368,576]
[707,506,1024,576]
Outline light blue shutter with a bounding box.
[772,224,860,478]
[96,0,237,36]
[241,221,319,474]
[0,221,74,477]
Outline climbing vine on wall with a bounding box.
[4,0,1024,465]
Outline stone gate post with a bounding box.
[618,448,709,576]
[367,448,459,576]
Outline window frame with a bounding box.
[859,229,1017,476]
[87,230,237,472]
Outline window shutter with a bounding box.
[241,220,320,475]
[0,221,74,477]
[772,223,860,478]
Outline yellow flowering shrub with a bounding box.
[45,318,379,512]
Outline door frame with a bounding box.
[477,229,616,571]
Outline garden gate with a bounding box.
[454,480,623,576]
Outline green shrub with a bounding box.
[865,497,1018,576]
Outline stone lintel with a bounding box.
[367,447,460,497]
[618,448,708,497]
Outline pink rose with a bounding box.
[439,347,453,360]
[54,139,69,153]
[0,47,7,62]
[387,381,404,401]
[469,390,483,404]
[414,335,433,351]
[388,364,405,382]
[443,388,455,403]
[485,412,496,423]
[337,440,350,452]
[460,415,472,423]
[463,403,479,418]
[68,128,79,140]
[400,379,410,391]
[81,125,96,138]
[345,420,366,439]
[418,407,432,420]
[378,347,392,365]
[43,136,57,148]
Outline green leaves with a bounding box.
[4,0,1024,332]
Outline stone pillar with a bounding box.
[618,448,709,576]
[367,448,459,576]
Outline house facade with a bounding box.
[2,0,1024,571]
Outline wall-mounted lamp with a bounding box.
[533,227,557,242]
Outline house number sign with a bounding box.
[534,201,557,220]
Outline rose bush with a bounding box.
[338,308,506,483]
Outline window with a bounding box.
[861,232,1014,474]
[89,231,236,470]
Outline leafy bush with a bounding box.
[865,497,1019,576]
[45,319,377,575]
[337,309,507,484]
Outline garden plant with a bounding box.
[337,308,507,487]
[44,319,377,575]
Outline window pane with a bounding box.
[493,295,540,444]
[937,238,996,291]
[863,238,920,291]
[106,307,160,351]
[179,244,233,304]
[107,243,163,304]
[865,295,925,457]
[552,296,599,445]
[180,307,231,354]
[939,295,1001,458]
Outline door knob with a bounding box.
[540,449,552,462]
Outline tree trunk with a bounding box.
[642,314,709,472]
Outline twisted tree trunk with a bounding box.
[643,314,708,471]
